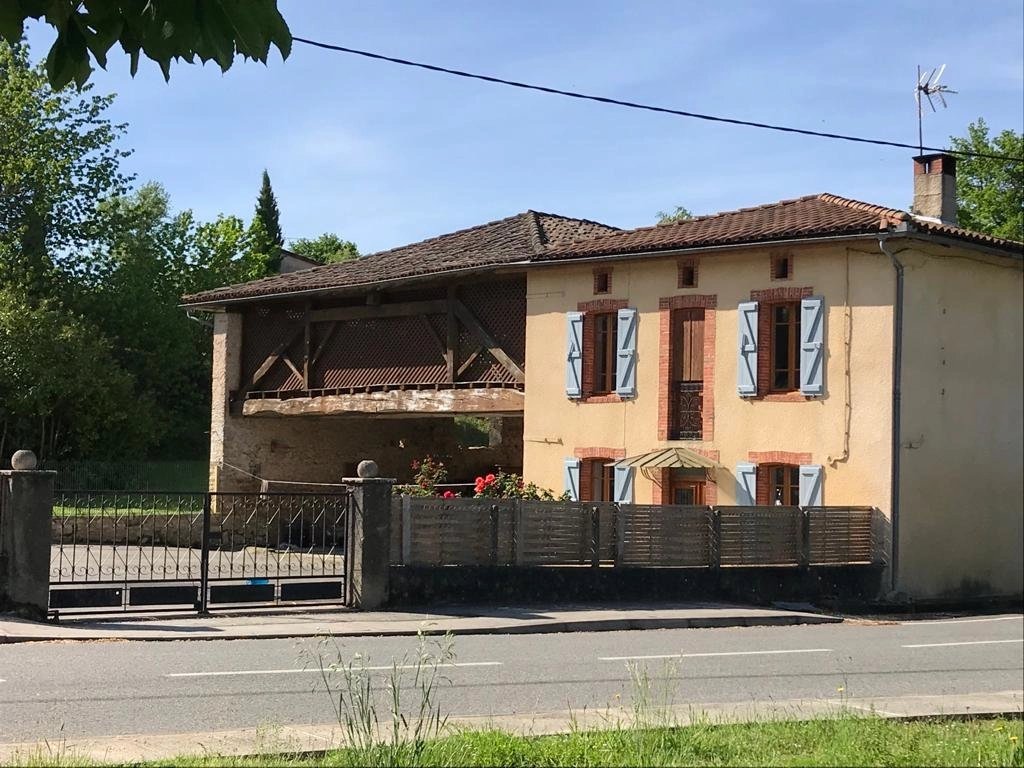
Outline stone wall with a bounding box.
[211,411,523,493]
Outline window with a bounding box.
[764,464,799,505]
[591,313,618,394]
[593,269,612,294]
[770,302,801,392]
[585,459,615,502]
[670,308,704,439]
[677,260,698,288]
[771,254,792,280]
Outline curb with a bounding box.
[0,611,840,643]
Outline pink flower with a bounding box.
[442,490,456,499]
[485,473,496,483]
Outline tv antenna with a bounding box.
[916,64,957,154]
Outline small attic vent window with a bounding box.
[678,259,698,288]
[593,269,612,294]
[771,254,792,281]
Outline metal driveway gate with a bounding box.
[49,490,353,615]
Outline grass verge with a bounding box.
[72,715,1016,767]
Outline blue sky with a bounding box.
[24,1,1024,255]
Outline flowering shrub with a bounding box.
[473,471,567,501]
[406,456,448,497]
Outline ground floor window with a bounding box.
[760,463,799,505]
[583,458,614,502]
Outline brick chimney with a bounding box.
[912,153,958,226]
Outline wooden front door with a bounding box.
[670,475,706,505]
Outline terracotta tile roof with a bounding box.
[183,194,1021,307]
[539,193,1022,260]
[182,211,619,306]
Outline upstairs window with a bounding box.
[593,269,612,294]
[770,302,801,392]
[591,313,618,395]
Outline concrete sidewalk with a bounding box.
[0,601,842,643]
[1,691,1018,764]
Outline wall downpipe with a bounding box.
[878,235,904,595]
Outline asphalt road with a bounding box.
[0,615,1021,742]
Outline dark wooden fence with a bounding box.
[390,497,883,569]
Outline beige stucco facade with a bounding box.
[523,238,1023,600]
[896,243,1024,599]
[524,242,895,506]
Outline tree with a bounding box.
[250,170,283,273]
[0,1,291,90]
[1,41,132,302]
[656,206,694,224]
[949,119,1024,241]
[289,233,359,264]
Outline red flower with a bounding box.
[442,490,456,499]
[485,473,496,484]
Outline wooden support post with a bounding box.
[451,299,525,383]
[302,303,311,390]
[445,286,457,384]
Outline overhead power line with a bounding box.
[292,36,1024,164]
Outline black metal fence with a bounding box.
[50,490,353,614]
[391,496,885,570]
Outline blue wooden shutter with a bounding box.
[615,308,638,398]
[800,296,825,396]
[566,312,583,398]
[737,302,758,396]
[799,464,823,506]
[613,465,634,503]
[563,457,581,501]
[735,462,757,505]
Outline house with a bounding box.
[183,154,1023,600]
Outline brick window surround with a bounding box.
[750,286,813,402]
[653,448,720,505]
[575,447,626,502]
[658,294,717,441]
[577,298,628,403]
[748,450,812,505]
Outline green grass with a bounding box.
[136,716,1024,767]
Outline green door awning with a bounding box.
[606,447,722,470]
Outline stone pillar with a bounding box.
[209,311,244,493]
[344,460,394,610]
[1,450,55,618]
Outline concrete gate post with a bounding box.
[344,460,394,610]
[1,450,55,618]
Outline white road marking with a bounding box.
[599,648,833,661]
[900,616,1023,626]
[902,639,1023,649]
[165,661,502,678]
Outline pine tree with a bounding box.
[254,169,283,273]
